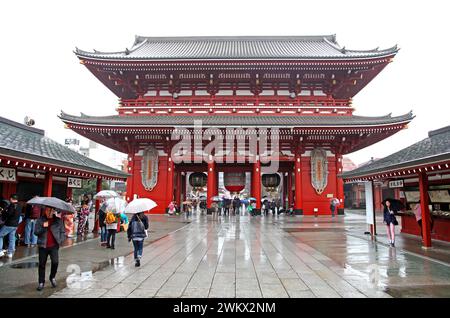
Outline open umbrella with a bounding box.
[248,197,257,201]
[125,198,157,214]
[27,197,76,214]
[94,190,119,199]
[383,198,404,211]
[105,197,127,214]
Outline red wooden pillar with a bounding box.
[287,171,293,209]
[126,153,134,202]
[43,171,53,197]
[374,184,383,213]
[207,160,216,209]
[335,154,344,214]
[294,154,303,214]
[282,173,287,209]
[166,156,174,208]
[215,171,219,196]
[93,178,102,233]
[419,171,432,248]
[252,159,261,211]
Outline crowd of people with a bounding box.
[0,192,149,291]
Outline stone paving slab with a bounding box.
[4,212,450,298]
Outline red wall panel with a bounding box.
[301,156,339,215]
[129,155,169,214]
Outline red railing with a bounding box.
[119,96,351,108]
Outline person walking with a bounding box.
[77,201,89,236]
[0,194,21,258]
[262,199,269,216]
[413,203,434,239]
[105,210,118,249]
[98,200,107,246]
[168,201,175,215]
[383,199,399,247]
[24,196,42,247]
[127,212,149,267]
[330,198,340,217]
[217,200,223,216]
[211,201,218,220]
[232,196,240,215]
[34,208,66,291]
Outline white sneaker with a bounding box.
[7,253,13,258]
[0,251,5,257]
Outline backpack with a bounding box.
[105,212,116,224]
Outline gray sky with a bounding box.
[1,0,449,165]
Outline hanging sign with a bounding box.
[0,167,16,182]
[67,177,82,188]
[388,180,404,189]
[310,148,328,195]
[141,146,159,191]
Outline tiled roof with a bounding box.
[343,126,450,179]
[0,116,128,179]
[75,35,398,61]
[59,112,413,128]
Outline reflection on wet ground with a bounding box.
[0,215,189,297]
[283,213,450,297]
[48,211,450,298]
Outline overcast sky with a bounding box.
[1,0,449,166]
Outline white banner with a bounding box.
[67,177,82,188]
[364,181,374,225]
[0,167,16,182]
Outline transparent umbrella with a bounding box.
[125,198,157,214]
[94,190,119,199]
[105,197,127,214]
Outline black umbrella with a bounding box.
[382,198,404,211]
[27,197,76,214]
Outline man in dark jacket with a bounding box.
[0,194,21,258]
[34,208,66,291]
[233,197,241,215]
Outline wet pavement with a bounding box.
[0,215,190,297]
[38,211,450,298]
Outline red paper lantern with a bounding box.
[224,172,246,193]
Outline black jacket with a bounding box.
[34,216,66,248]
[3,202,21,227]
[99,209,106,227]
[127,214,149,240]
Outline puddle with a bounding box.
[283,228,346,233]
[10,262,39,269]
[96,256,126,271]
[385,285,450,298]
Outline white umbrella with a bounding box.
[94,190,119,199]
[105,197,127,214]
[125,198,157,214]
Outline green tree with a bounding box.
[72,179,110,203]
